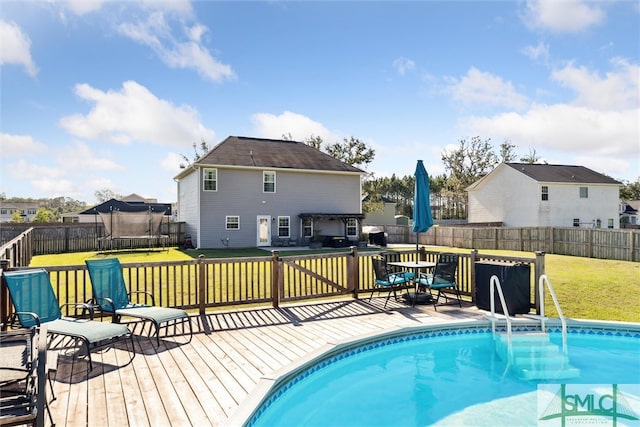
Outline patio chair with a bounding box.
[2,269,133,372]
[85,258,192,346]
[369,256,413,308]
[0,326,49,427]
[415,253,462,310]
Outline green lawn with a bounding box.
[29,246,640,323]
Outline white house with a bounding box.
[466,163,622,228]
[174,136,365,248]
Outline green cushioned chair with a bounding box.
[85,258,192,346]
[415,253,462,310]
[369,256,414,308]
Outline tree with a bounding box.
[499,140,518,162]
[441,136,499,219]
[94,188,122,203]
[10,211,23,222]
[325,136,375,170]
[32,207,54,223]
[620,178,640,200]
[520,148,541,164]
[179,139,210,168]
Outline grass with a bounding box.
[29,246,640,323]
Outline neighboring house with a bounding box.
[0,201,46,222]
[362,195,396,225]
[466,163,622,228]
[620,200,639,226]
[174,136,365,248]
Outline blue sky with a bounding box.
[1,0,638,205]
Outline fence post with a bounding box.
[534,251,546,314]
[469,249,478,303]
[271,250,280,309]
[348,246,359,298]
[198,255,206,315]
[419,246,426,262]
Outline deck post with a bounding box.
[469,249,478,304]
[271,250,280,308]
[198,255,206,315]
[534,251,546,314]
[347,246,358,298]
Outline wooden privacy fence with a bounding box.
[0,222,187,256]
[0,247,545,325]
[383,225,640,262]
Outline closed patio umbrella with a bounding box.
[412,160,434,258]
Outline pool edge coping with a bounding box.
[225,317,640,427]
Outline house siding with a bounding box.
[177,169,200,246]
[468,163,621,228]
[196,167,361,248]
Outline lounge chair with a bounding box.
[85,258,192,346]
[369,256,413,308]
[2,269,133,372]
[415,253,462,310]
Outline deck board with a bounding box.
[46,297,485,426]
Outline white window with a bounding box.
[579,187,588,198]
[28,208,36,215]
[541,186,549,201]
[302,217,313,238]
[596,219,602,228]
[573,218,580,227]
[346,218,357,237]
[608,218,614,229]
[263,171,276,193]
[226,216,239,230]
[204,168,217,191]
[278,216,290,238]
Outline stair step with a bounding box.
[514,354,570,369]
[520,367,581,381]
[496,332,550,344]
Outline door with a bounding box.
[257,215,271,246]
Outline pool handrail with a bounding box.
[489,275,513,356]
[539,274,568,355]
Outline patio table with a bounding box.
[388,260,436,306]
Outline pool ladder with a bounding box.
[488,274,580,380]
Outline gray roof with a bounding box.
[505,163,621,185]
[194,136,364,173]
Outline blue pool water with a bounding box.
[249,326,640,426]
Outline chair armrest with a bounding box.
[59,303,96,319]
[10,311,41,328]
[129,291,155,306]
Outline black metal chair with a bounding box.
[0,326,49,427]
[369,257,413,308]
[415,253,462,310]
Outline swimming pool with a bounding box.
[238,319,640,427]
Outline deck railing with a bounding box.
[0,247,544,324]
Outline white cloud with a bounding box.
[393,57,415,76]
[59,80,215,147]
[521,41,549,62]
[447,68,529,111]
[117,11,235,83]
[551,58,639,110]
[251,111,340,143]
[0,20,38,77]
[464,105,638,158]
[161,152,185,172]
[56,141,123,171]
[522,0,605,33]
[0,133,47,157]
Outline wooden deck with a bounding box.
[47,297,486,427]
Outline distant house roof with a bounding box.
[504,163,622,185]
[362,195,396,204]
[79,199,171,215]
[176,136,364,178]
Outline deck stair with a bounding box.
[486,274,580,381]
[494,331,580,380]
